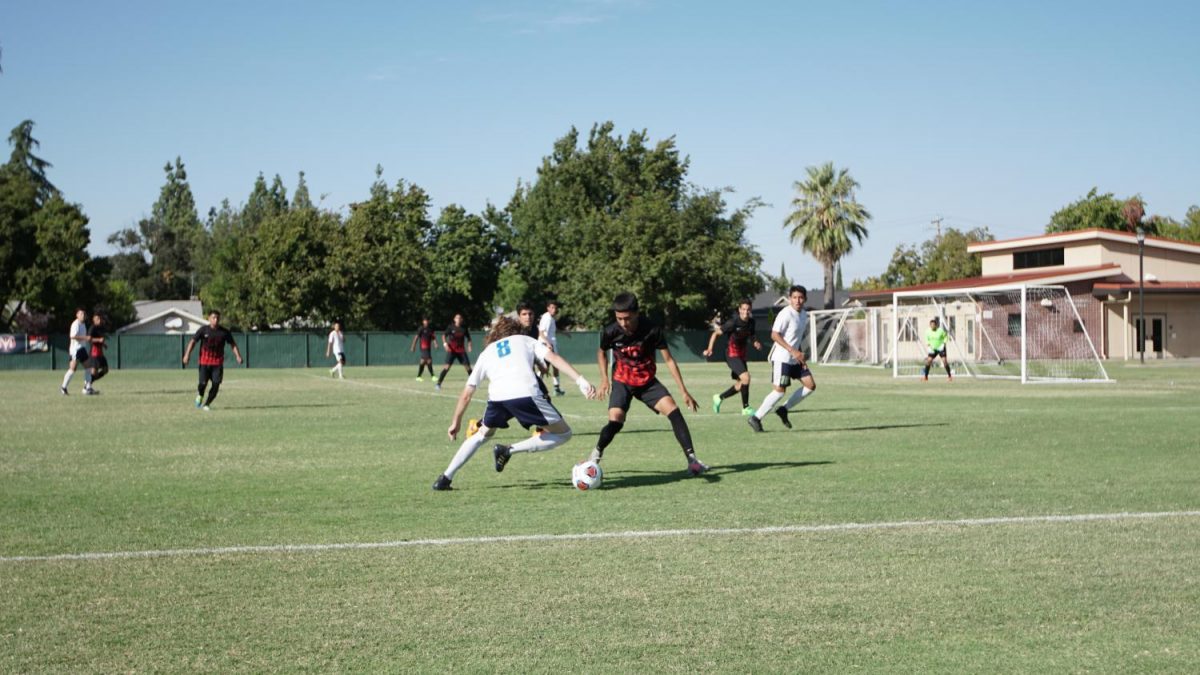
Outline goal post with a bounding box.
[888,284,1110,383]
[807,307,886,367]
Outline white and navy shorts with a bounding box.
[482,394,562,431]
[335,351,346,364]
[770,361,812,387]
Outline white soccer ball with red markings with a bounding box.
[572,460,603,491]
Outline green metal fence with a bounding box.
[0,330,776,371]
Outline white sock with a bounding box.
[62,370,74,388]
[783,387,813,410]
[84,371,93,388]
[754,390,785,419]
[510,430,572,454]
[553,376,561,387]
[444,431,488,479]
[336,363,344,377]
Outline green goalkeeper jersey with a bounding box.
[926,326,948,351]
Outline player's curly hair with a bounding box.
[486,316,524,345]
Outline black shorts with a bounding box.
[445,351,470,366]
[199,364,224,386]
[608,378,671,414]
[726,355,749,379]
[89,355,108,370]
[420,348,432,360]
[73,347,89,363]
[335,351,346,365]
[482,395,562,430]
[927,347,947,358]
[770,361,812,387]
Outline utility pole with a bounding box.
[931,216,943,238]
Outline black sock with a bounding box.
[944,362,952,376]
[923,364,930,376]
[596,420,624,456]
[205,383,220,405]
[740,386,750,408]
[667,409,694,456]
[437,369,448,385]
[197,384,206,397]
[719,386,738,400]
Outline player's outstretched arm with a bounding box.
[545,351,595,399]
[660,347,698,412]
[447,385,476,440]
[182,338,196,366]
[595,348,611,399]
[702,329,720,358]
[233,344,244,365]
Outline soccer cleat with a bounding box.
[202,405,211,412]
[435,384,441,391]
[415,376,423,382]
[711,393,722,414]
[747,415,764,433]
[195,395,203,408]
[775,407,792,429]
[554,386,566,397]
[60,386,69,396]
[741,406,755,416]
[687,458,709,476]
[493,444,512,473]
[432,474,453,491]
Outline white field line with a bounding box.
[4,510,1198,564]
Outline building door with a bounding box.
[1135,314,1166,357]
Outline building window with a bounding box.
[1007,314,1021,337]
[1013,247,1065,269]
[1073,319,1084,334]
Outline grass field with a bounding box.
[2,361,1199,672]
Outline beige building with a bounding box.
[851,228,1200,360]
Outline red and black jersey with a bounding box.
[444,324,469,354]
[417,326,435,350]
[721,316,757,359]
[600,319,665,387]
[192,325,237,366]
[88,325,106,358]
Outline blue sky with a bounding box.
[2,0,1198,289]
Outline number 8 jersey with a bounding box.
[466,335,551,401]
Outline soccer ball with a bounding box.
[571,460,603,491]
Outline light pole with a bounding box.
[1136,226,1145,364]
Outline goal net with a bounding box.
[808,308,886,367]
[887,285,1110,382]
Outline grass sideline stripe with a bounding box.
[4,510,1199,564]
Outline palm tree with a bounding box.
[783,163,871,309]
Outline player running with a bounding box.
[433,316,595,491]
[326,320,346,379]
[748,285,816,432]
[538,300,566,396]
[922,317,953,381]
[182,310,244,411]
[84,312,109,395]
[590,292,708,476]
[703,298,762,416]
[435,313,472,391]
[410,318,438,381]
[60,307,90,395]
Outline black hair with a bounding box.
[611,292,639,313]
[516,301,533,313]
[789,285,807,297]
[737,298,753,308]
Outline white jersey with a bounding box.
[538,311,557,347]
[768,305,808,364]
[327,329,344,354]
[467,335,552,401]
[69,319,88,353]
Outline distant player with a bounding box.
[433,316,595,491]
[84,312,109,395]
[435,313,472,391]
[60,307,89,395]
[922,317,952,381]
[748,285,816,432]
[326,320,345,379]
[410,317,438,381]
[703,298,762,416]
[591,292,708,476]
[538,300,566,396]
[182,310,244,411]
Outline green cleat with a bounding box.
[195,395,203,408]
[711,393,722,414]
[741,406,755,416]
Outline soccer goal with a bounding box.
[807,307,886,367]
[887,284,1110,383]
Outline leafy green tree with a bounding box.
[291,171,313,211]
[108,157,205,299]
[506,123,762,328]
[200,199,257,327]
[768,263,792,295]
[423,204,501,328]
[247,206,335,327]
[917,227,993,283]
[1047,188,1134,233]
[784,162,871,309]
[325,167,430,330]
[1150,207,1200,243]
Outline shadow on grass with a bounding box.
[489,460,833,491]
[807,422,949,432]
